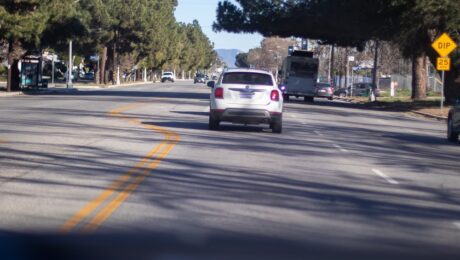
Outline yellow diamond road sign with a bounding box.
[432,33,457,57]
[437,57,451,71]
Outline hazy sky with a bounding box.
[174,0,263,51]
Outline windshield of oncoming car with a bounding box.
[222,72,273,86]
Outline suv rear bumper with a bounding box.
[211,109,282,124]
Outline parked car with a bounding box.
[353,83,381,97]
[448,98,460,142]
[83,72,94,80]
[207,69,283,133]
[334,83,380,97]
[161,72,175,83]
[315,83,334,100]
[334,86,350,97]
[194,73,207,84]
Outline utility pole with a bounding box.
[116,64,120,85]
[51,54,55,87]
[329,45,335,84]
[372,40,380,89]
[369,40,380,101]
[347,55,355,96]
[67,40,73,88]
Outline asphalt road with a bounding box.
[0,81,459,259]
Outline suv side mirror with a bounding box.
[207,81,215,88]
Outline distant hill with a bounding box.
[215,49,241,68]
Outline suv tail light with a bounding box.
[215,87,224,99]
[271,90,280,101]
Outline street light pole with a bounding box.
[346,59,349,95]
[67,40,73,88]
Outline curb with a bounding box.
[0,81,156,97]
[410,110,448,121]
[0,91,25,97]
[335,96,356,103]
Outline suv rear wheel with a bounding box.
[271,120,282,134]
[209,116,220,130]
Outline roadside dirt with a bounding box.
[344,97,450,120]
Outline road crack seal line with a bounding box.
[372,169,399,185]
[333,144,348,153]
[60,102,180,233]
[454,222,460,229]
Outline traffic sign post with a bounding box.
[432,33,457,113]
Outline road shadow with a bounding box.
[2,86,460,260]
[25,89,210,101]
[143,121,266,133]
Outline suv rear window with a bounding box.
[222,72,273,86]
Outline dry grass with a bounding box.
[346,95,450,118]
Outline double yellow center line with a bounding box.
[60,102,180,233]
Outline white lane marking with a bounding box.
[372,169,399,185]
[314,130,323,136]
[454,222,460,229]
[377,119,387,125]
[290,114,298,119]
[202,106,210,113]
[333,144,348,152]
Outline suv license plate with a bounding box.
[240,94,253,99]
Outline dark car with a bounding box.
[334,86,351,97]
[334,83,380,97]
[448,98,460,142]
[194,73,207,84]
[83,72,94,81]
[315,83,334,100]
[353,83,381,97]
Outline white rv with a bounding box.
[280,51,319,102]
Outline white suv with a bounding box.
[207,69,283,133]
[161,71,175,82]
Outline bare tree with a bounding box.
[247,37,296,73]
